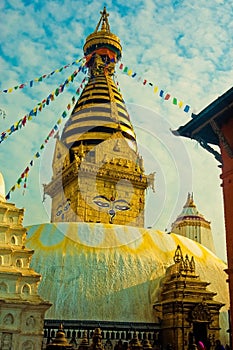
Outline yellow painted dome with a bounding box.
[25,222,229,342]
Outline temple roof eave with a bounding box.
[174,86,233,145]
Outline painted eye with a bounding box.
[93,195,110,209]
[56,209,62,216]
[93,200,110,208]
[64,201,70,211]
[113,200,130,211]
[114,204,130,211]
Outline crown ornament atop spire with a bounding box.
[83,6,122,61]
[95,6,110,32]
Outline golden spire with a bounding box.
[61,7,136,151]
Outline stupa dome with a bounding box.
[25,222,229,342]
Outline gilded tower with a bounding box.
[44,7,154,226]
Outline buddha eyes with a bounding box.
[93,196,130,211]
[56,209,63,216]
[56,199,71,216]
[114,204,130,211]
[64,200,71,211]
[93,200,110,208]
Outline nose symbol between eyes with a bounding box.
[108,209,115,224]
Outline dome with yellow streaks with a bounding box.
[25,222,229,342]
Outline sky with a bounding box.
[0,0,232,261]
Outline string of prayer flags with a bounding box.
[0,67,84,145]
[0,109,6,119]
[118,62,191,113]
[4,78,87,201]
[0,57,85,94]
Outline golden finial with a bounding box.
[95,7,110,32]
[184,192,195,208]
[174,245,183,264]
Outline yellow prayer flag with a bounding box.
[28,116,32,121]
[57,118,62,124]
[8,88,13,93]
[154,86,158,93]
[17,183,21,188]
[178,101,183,108]
[128,70,133,76]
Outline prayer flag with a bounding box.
[159,90,164,98]
[164,94,170,100]
[173,97,177,105]
[5,192,10,200]
[184,105,190,113]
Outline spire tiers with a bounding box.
[61,75,137,150]
[83,7,122,61]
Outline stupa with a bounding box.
[24,7,230,349]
